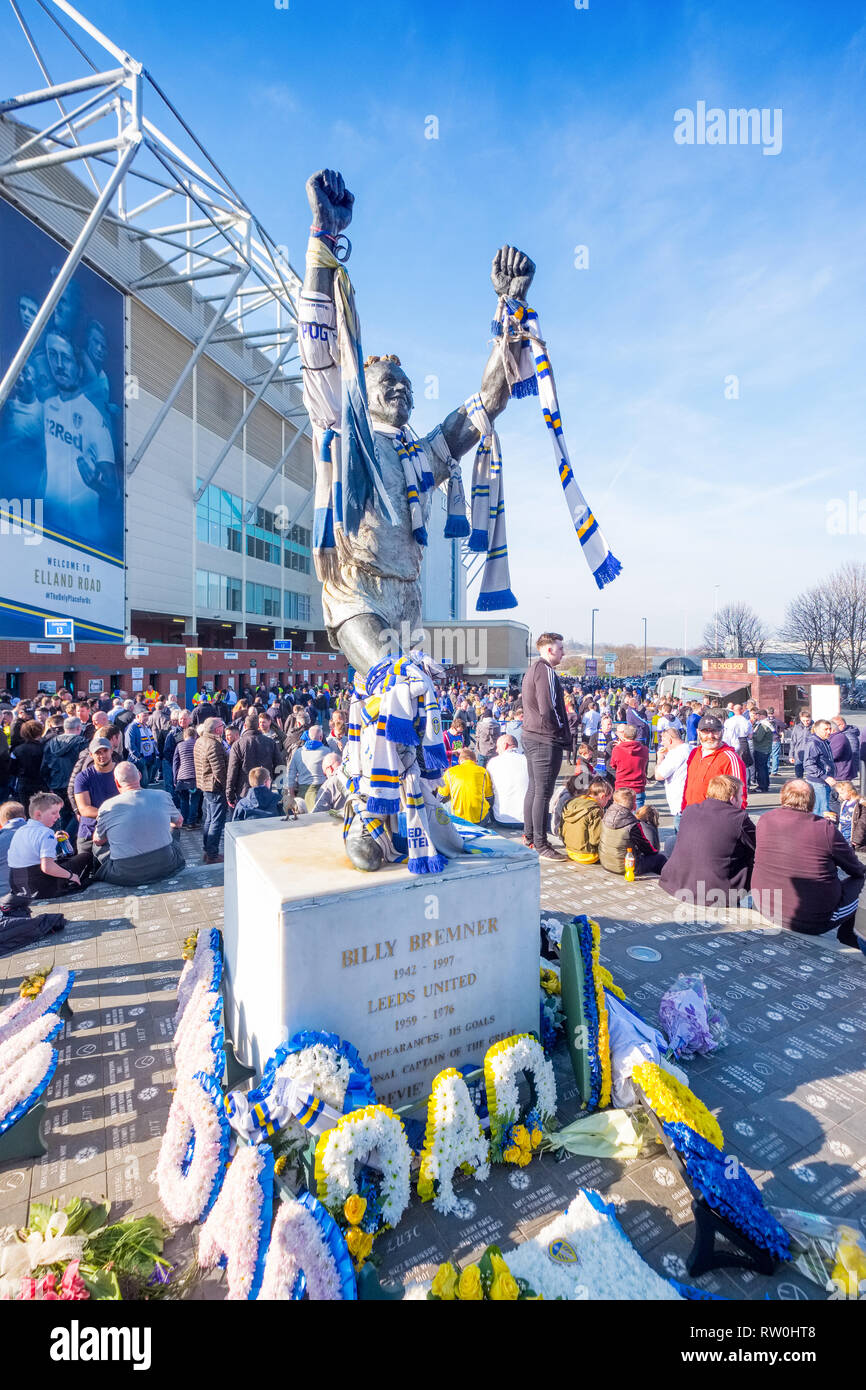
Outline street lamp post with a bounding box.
[642,617,647,679]
[591,607,599,660]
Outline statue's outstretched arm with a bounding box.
[439,245,536,460]
[301,168,353,301]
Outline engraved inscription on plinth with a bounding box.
[222,817,540,1105]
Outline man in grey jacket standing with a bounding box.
[520,632,570,859]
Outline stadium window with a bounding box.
[284,589,312,623]
[196,482,244,553]
[196,569,242,613]
[246,582,281,616]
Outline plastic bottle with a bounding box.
[624,848,635,882]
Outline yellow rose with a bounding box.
[431,1262,459,1300]
[346,1229,373,1266]
[502,1146,521,1164]
[490,1270,520,1300]
[531,1128,542,1149]
[343,1194,367,1226]
[490,1253,510,1279]
[513,1125,530,1148]
[457,1264,483,1300]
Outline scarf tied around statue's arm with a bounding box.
[299,238,398,584]
[491,296,622,591]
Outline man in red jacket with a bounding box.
[609,726,650,808]
[682,715,747,810]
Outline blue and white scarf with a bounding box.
[306,239,397,579]
[394,428,434,546]
[463,392,517,611]
[344,656,448,874]
[492,297,622,590]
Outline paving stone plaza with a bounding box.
[3,772,864,1303]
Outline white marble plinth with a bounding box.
[222,815,540,1106]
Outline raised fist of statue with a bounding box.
[491,245,535,301]
[306,168,354,236]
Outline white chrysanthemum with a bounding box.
[317,1108,411,1228]
[156,1075,226,1224]
[421,1071,489,1216]
[487,1036,557,1125]
[258,1201,342,1301]
[198,1143,269,1299]
[174,985,223,1080]
[268,1044,351,1148]
[0,970,72,1047]
[0,1042,56,1130]
[506,1192,683,1300]
[0,1013,62,1070]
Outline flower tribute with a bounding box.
[198,1141,275,1299]
[0,968,74,1047]
[631,1061,724,1150]
[483,1034,556,1164]
[314,1104,411,1267]
[428,1244,539,1301]
[663,1122,791,1261]
[417,1068,489,1214]
[156,1071,231,1225]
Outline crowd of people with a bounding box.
[0,661,864,951]
[0,681,342,895]
[515,633,866,948]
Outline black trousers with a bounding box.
[9,852,92,899]
[522,734,564,847]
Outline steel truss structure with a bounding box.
[0,0,308,528]
[0,0,477,613]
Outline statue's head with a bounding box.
[364,355,413,429]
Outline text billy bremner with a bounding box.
[50,1321,151,1371]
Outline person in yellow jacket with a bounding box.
[437,749,493,825]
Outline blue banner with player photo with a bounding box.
[0,197,125,640]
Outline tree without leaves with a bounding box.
[779,588,824,669]
[701,602,769,658]
[811,579,845,675]
[831,561,866,684]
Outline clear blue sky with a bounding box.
[3,0,864,649]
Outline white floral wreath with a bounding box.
[0,969,73,1047]
[0,1013,64,1071]
[156,1071,230,1225]
[0,1041,58,1136]
[315,1105,411,1230]
[258,1197,351,1301]
[173,982,224,1082]
[175,930,222,1028]
[418,1068,490,1216]
[198,1142,273,1300]
[484,1034,557,1162]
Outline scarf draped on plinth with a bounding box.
[344,655,449,875]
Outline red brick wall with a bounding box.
[0,640,347,699]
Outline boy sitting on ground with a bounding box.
[232,766,283,821]
[560,777,613,864]
[599,788,666,877]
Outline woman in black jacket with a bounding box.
[10,720,48,810]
